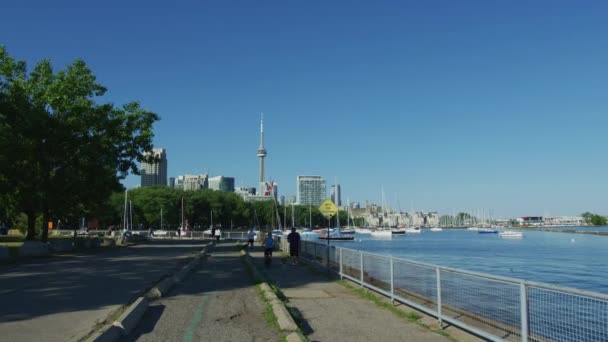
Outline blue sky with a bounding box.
[2,1,607,217]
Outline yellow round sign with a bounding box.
[319,199,338,219]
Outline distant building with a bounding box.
[169,177,176,188]
[235,187,256,196]
[296,176,326,206]
[280,196,286,206]
[330,185,342,206]
[182,174,208,191]
[544,216,585,226]
[286,196,297,205]
[141,148,167,187]
[174,175,185,190]
[208,176,235,192]
[516,216,543,226]
[351,202,361,209]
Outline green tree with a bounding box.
[0,46,159,241]
[582,212,607,226]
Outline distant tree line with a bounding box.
[581,212,607,226]
[0,46,159,240]
[96,186,349,231]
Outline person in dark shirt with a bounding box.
[287,227,301,265]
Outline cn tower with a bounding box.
[257,113,267,192]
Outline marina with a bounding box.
[318,227,608,294]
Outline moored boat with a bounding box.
[499,230,523,238]
[370,230,392,238]
[404,227,421,234]
[478,229,498,234]
[319,235,355,241]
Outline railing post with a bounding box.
[339,248,343,279]
[520,282,529,342]
[390,256,395,305]
[360,251,364,287]
[436,267,442,327]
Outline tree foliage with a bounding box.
[581,212,607,226]
[0,46,159,240]
[98,187,346,231]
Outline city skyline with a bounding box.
[2,1,607,217]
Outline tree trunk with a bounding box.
[26,210,37,240]
[40,209,49,242]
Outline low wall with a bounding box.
[18,241,50,257]
[0,245,8,259]
[49,239,74,252]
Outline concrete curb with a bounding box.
[241,249,300,333]
[286,331,306,342]
[145,244,209,299]
[112,297,149,336]
[82,243,210,342]
[85,324,122,342]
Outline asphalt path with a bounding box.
[123,242,280,342]
[250,249,450,342]
[0,239,206,342]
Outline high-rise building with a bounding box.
[141,148,167,187]
[182,174,208,191]
[257,113,267,195]
[208,176,235,192]
[330,184,342,206]
[169,177,176,188]
[296,176,326,206]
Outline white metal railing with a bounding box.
[277,238,608,342]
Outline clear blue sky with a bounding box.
[2,1,607,217]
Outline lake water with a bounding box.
[329,228,608,294]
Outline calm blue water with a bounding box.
[330,228,608,294]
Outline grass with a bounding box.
[241,247,310,341]
[257,285,280,329]
[336,279,459,342]
[337,279,422,321]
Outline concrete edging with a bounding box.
[241,249,300,333]
[146,244,209,299]
[83,243,210,342]
[112,297,149,336]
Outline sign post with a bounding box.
[319,199,338,270]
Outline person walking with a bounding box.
[248,228,255,248]
[287,227,301,265]
[211,226,216,241]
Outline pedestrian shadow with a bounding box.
[119,304,165,342]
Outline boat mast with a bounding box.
[129,200,133,231]
[309,204,312,229]
[123,189,128,231]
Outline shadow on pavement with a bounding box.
[120,304,166,342]
[0,239,208,342]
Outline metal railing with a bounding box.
[278,238,608,342]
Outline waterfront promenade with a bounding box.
[247,247,476,342]
[1,238,481,341]
[0,239,206,342]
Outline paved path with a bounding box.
[0,239,207,342]
[249,248,449,342]
[123,242,280,342]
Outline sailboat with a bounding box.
[318,198,354,241]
